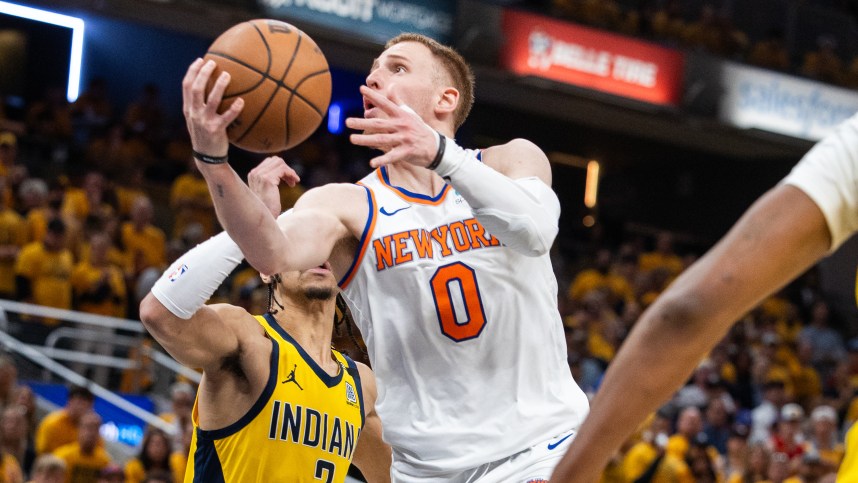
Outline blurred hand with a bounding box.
[248,156,300,217]
[345,85,438,169]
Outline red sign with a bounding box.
[501,10,684,106]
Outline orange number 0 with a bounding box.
[430,262,487,341]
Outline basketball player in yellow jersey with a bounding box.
[138,164,390,483]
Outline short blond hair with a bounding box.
[385,33,475,130]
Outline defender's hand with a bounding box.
[346,85,438,169]
[248,156,300,217]
[182,58,244,160]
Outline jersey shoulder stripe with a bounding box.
[338,184,377,289]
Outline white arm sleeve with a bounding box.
[782,113,858,251]
[434,138,560,256]
[150,210,292,319]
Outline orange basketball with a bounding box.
[204,19,332,153]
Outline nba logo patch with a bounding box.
[345,382,357,404]
[526,480,547,483]
[168,264,189,282]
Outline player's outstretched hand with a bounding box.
[248,156,300,217]
[346,85,438,169]
[182,58,244,160]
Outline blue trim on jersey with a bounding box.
[343,355,365,428]
[338,185,374,288]
[380,166,450,202]
[196,337,279,440]
[263,313,344,388]
[192,429,227,483]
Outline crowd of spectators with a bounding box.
[560,229,857,481]
[542,0,858,89]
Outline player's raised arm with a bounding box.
[552,110,858,483]
[138,230,249,371]
[347,84,560,257]
[181,59,359,276]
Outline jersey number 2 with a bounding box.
[315,459,335,482]
[430,262,487,341]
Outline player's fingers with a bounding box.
[204,71,231,114]
[220,98,244,126]
[279,165,300,187]
[344,117,393,132]
[360,85,398,114]
[369,151,399,169]
[350,132,397,148]
[191,60,218,109]
[182,58,205,114]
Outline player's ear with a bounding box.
[435,86,458,117]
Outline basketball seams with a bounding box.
[237,31,304,147]
[207,19,330,152]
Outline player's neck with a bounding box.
[385,163,447,197]
[272,298,339,375]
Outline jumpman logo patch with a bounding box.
[281,364,303,390]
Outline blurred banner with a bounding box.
[718,62,858,141]
[500,9,683,106]
[257,0,454,43]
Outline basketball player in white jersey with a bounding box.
[550,113,858,482]
[182,33,589,481]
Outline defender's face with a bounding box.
[364,41,439,123]
[277,261,339,301]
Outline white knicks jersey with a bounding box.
[339,164,589,478]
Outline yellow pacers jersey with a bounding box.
[185,313,365,483]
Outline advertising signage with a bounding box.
[501,9,684,106]
[718,61,858,141]
[258,0,454,43]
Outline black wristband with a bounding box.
[426,132,446,171]
[192,150,229,165]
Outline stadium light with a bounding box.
[327,102,342,134]
[0,1,85,102]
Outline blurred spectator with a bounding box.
[27,454,66,483]
[800,35,845,85]
[0,353,18,413]
[2,405,35,476]
[120,196,166,279]
[766,450,793,483]
[168,419,191,483]
[169,160,215,240]
[0,177,27,299]
[798,300,846,380]
[703,397,734,455]
[14,218,73,341]
[123,428,171,483]
[721,423,751,481]
[157,382,193,438]
[94,465,123,483]
[52,411,111,483]
[769,403,806,461]
[638,231,683,277]
[747,28,792,72]
[70,78,113,150]
[620,408,691,481]
[793,338,823,409]
[35,386,94,456]
[685,432,720,483]
[113,168,146,220]
[61,172,115,228]
[140,470,170,483]
[69,231,126,386]
[650,0,686,44]
[565,289,623,364]
[25,86,73,163]
[734,442,772,483]
[84,123,153,180]
[567,248,635,311]
[667,406,709,462]
[123,83,164,146]
[0,132,27,191]
[751,379,787,444]
[807,405,843,471]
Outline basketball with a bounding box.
[203,19,332,153]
